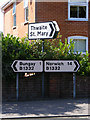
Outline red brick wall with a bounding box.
[36,2,89,53]
[49,73,73,98]
[4,0,35,38]
[36,2,88,38]
[88,2,90,54]
[2,73,42,101]
[2,73,90,101]
[4,5,13,36]
[4,1,89,54]
[76,75,89,98]
[19,73,42,100]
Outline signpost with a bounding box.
[28,21,59,40]
[44,60,80,99]
[11,60,43,72]
[44,60,80,72]
[11,60,43,100]
[11,21,80,100]
[11,59,80,100]
[28,21,59,98]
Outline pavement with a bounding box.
[0,98,90,119]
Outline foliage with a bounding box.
[2,33,90,82]
[2,34,34,82]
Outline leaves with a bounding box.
[2,32,90,82]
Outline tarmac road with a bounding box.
[1,98,90,119]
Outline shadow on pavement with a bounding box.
[2,99,89,118]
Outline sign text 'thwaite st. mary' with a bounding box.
[28,22,56,39]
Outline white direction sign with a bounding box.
[52,21,60,32]
[11,60,43,72]
[44,60,80,72]
[28,21,56,39]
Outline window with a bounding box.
[68,0,88,21]
[68,36,88,54]
[24,0,28,22]
[13,2,16,26]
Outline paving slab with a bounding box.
[0,99,89,119]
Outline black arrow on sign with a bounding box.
[74,61,80,72]
[12,61,18,72]
[49,23,54,37]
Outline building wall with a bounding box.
[4,5,13,36]
[36,2,89,54]
[88,2,90,54]
[36,2,88,39]
[4,0,35,38]
[4,1,89,43]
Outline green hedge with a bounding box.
[1,33,90,82]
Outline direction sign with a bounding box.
[52,21,60,32]
[11,60,43,72]
[44,60,80,72]
[28,21,56,40]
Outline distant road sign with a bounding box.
[44,60,80,72]
[28,21,58,40]
[11,60,43,72]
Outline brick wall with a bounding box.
[19,73,42,100]
[4,0,35,38]
[4,5,13,36]
[2,73,42,101]
[88,2,90,54]
[76,75,89,98]
[36,2,89,53]
[2,79,16,101]
[3,1,90,53]
[2,73,90,101]
[49,73,73,98]
[4,2,89,40]
[36,2,88,40]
